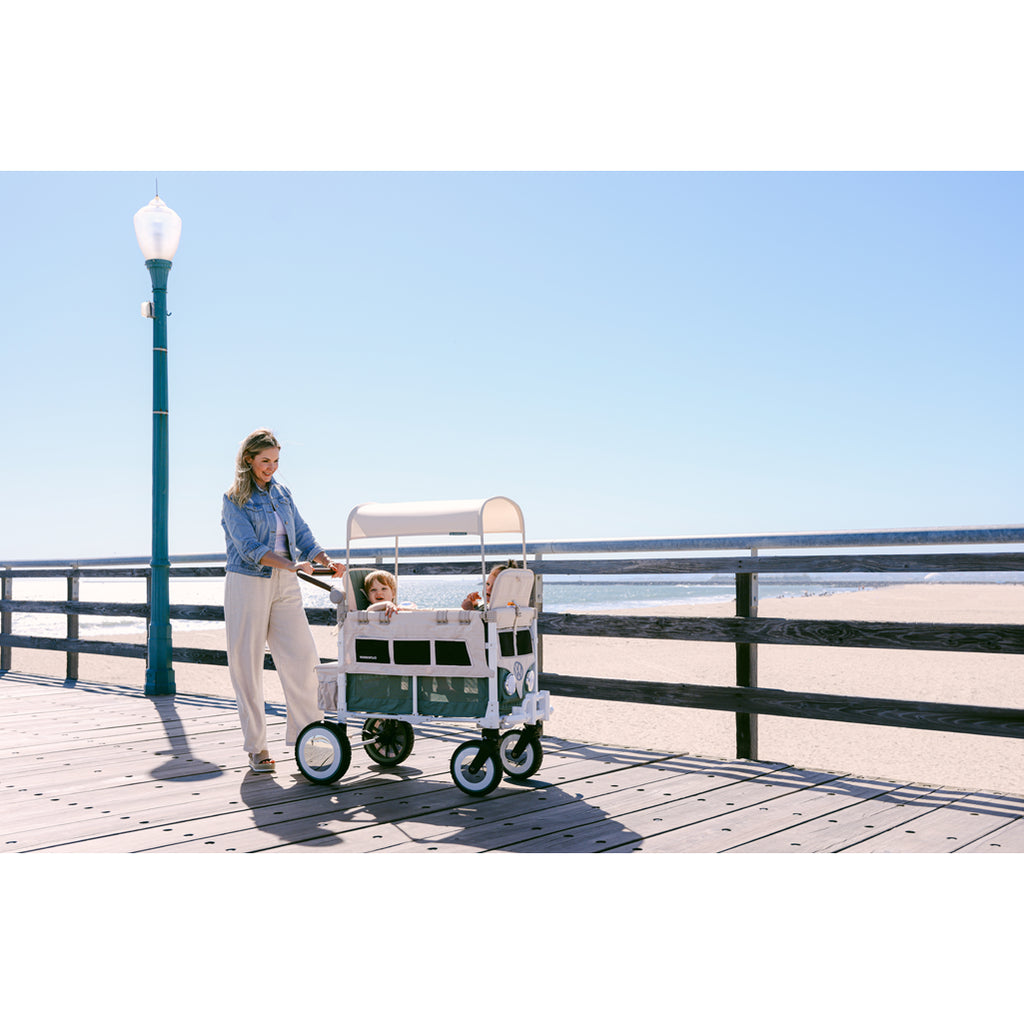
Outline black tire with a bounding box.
[295,721,351,784]
[450,740,501,796]
[497,729,543,780]
[362,718,415,766]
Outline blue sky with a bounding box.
[2,5,1023,562]
[3,170,1022,561]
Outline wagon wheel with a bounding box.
[362,718,415,766]
[295,721,351,784]
[450,740,501,796]
[497,729,543,780]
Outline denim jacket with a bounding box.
[222,480,324,577]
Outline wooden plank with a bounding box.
[539,612,1024,656]
[482,766,845,853]
[723,783,962,852]
[637,777,921,853]
[65,574,79,682]
[0,636,334,670]
[375,553,1024,576]
[541,673,1024,739]
[838,791,1024,853]
[735,571,758,760]
[0,602,328,627]
[374,759,788,854]
[0,575,10,672]
[954,816,1024,853]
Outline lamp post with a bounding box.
[134,194,182,697]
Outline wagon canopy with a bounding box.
[347,496,525,543]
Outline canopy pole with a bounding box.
[480,533,488,609]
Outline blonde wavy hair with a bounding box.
[227,428,280,507]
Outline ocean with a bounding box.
[7,573,881,639]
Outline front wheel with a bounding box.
[450,741,501,796]
[498,729,543,780]
[295,721,351,784]
[362,719,415,766]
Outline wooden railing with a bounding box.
[3,526,1024,761]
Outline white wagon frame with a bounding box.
[295,497,551,796]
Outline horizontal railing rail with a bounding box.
[4,525,1023,760]
[3,522,1024,569]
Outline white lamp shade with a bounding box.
[133,196,182,261]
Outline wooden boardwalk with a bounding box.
[3,671,1023,854]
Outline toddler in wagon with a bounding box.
[362,569,417,621]
[460,560,521,611]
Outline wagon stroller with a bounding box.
[295,497,551,796]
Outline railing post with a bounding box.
[735,551,759,760]
[1,570,11,672]
[66,567,79,682]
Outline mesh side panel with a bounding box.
[347,673,413,714]
[417,676,490,718]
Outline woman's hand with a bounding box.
[311,556,345,576]
[295,561,314,575]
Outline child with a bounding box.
[461,560,520,611]
[363,569,417,621]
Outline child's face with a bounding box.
[367,579,395,604]
[484,568,502,600]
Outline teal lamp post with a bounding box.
[134,194,182,697]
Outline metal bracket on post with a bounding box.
[735,547,759,760]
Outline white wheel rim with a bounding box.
[454,748,496,791]
[298,726,342,780]
[500,734,534,772]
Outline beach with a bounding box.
[7,583,1022,795]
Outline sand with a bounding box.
[6,583,1022,796]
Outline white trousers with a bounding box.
[225,569,321,753]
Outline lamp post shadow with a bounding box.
[147,694,226,780]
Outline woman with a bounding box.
[221,428,343,772]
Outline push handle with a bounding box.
[297,570,335,591]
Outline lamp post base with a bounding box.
[145,666,176,697]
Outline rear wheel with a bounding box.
[295,721,351,784]
[362,719,415,766]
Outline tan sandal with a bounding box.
[248,750,276,773]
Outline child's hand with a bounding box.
[367,600,399,620]
[461,592,481,611]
